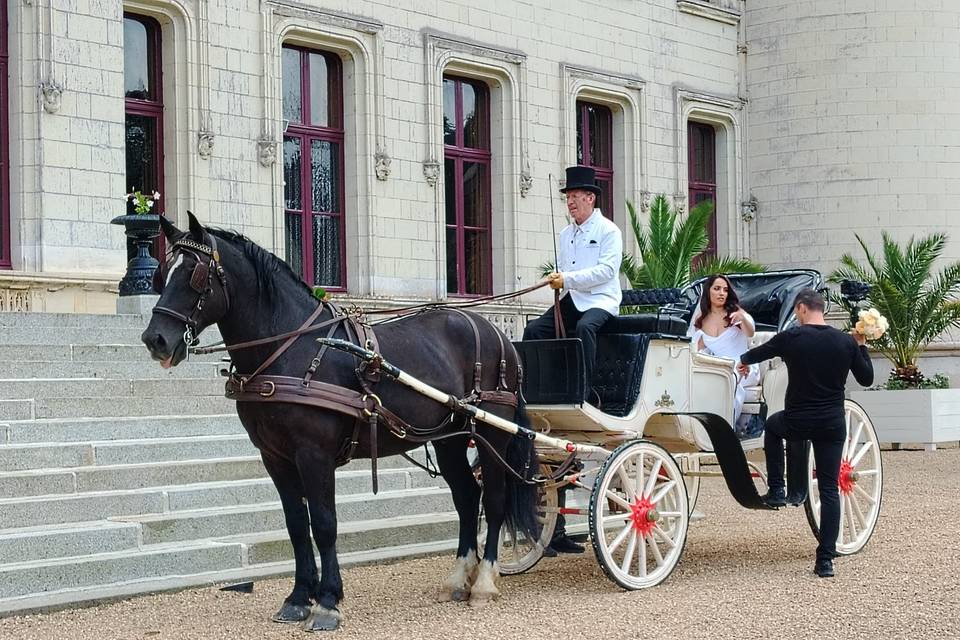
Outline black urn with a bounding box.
[111,213,161,297]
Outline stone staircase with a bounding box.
[0,312,457,615]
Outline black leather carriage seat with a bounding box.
[600,313,688,336]
[592,332,651,417]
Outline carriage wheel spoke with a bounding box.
[653,525,677,550]
[635,453,645,497]
[657,511,682,518]
[850,440,873,467]
[639,531,647,577]
[605,490,633,511]
[849,420,864,459]
[603,512,633,526]
[850,491,868,530]
[607,522,634,555]
[621,531,638,574]
[617,466,634,497]
[842,411,852,458]
[853,483,877,505]
[648,532,665,567]
[643,459,662,499]
[857,468,879,477]
[650,479,677,504]
[844,494,859,542]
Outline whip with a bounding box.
[547,174,566,339]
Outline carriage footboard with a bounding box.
[686,413,775,511]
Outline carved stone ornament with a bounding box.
[639,190,653,212]
[198,130,215,159]
[673,193,687,214]
[423,159,441,187]
[740,193,759,222]
[257,136,277,167]
[519,169,533,198]
[375,147,392,181]
[40,80,63,114]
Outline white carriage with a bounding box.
[489,270,884,589]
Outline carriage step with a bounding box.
[1,414,244,445]
[0,533,461,616]
[117,487,455,545]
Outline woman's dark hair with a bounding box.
[694,274,741,329]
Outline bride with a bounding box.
[687,274,760,426]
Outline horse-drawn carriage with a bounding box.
[491,269,883,589]
[144,215,882,630]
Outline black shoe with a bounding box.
[541,545,558,558]
[548,534,585,554]
[814,558,834,578]
[762,489,787,508]
[786,492,807,506]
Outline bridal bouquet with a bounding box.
[854,307,888,341]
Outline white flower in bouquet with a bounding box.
[855,307,887,341]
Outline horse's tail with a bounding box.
[504,395,541,541]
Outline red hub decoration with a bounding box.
[838,459,855,495]
[630,496,656,537]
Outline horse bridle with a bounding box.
[152,235,230,348]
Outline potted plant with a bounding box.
[111,190,162,296]
[830,232,960,450]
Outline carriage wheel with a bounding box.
[589,440,689,590]
[476,463,558,575]
[803,400,883,555]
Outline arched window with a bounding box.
[576,100,613,218]
[0,1,10,268]
[688,121,717,256]
[281,45,345,290]
[124,14,164,212]
[443,75,492,296]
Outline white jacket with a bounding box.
[557,209,623,316]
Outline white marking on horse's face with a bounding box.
[165,254,184,288]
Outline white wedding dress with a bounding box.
[687,321,760,425]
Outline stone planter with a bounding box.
[111,213,160,297]
[849,388,960,451]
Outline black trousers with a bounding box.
[764,411,844,562]
[522,294,612,390]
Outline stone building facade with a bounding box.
[0,1,957,327]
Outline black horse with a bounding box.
[142,213,540,631]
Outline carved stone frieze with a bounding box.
[40,80,63,114]
[423,159,441,187]
[639,190,653,213]
[375,147,392,181]
[198,130,215,159]
[257,136,278,167]
[519,169,533,198]
[740,193,759,222]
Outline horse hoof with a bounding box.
[303,605,342,632]
[272,602,311,623]
[468,592,499,608]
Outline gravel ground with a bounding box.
[2,446,958,640]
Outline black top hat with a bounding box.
[559,165,601,196]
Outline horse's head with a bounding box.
[142,212,231,368]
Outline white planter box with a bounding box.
[849,388,960,451]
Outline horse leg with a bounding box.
[261,455,317,624]
[470,441,509,607]
[296,449,344,632]
[433,438,481,602]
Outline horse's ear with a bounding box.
[160,215,181,240]
[187,211,205,241]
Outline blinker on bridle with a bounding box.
[152,234,230,349]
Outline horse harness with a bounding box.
[222,302,521,493]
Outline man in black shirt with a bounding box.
[737,288,873,578]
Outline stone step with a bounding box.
[0,527,461,613]
[0,327,149,345]
[0,457,267,497]
[0,312,147,329]
[226,512,460,565]
[2,414,244,445]
[0,541,245,601]
[28,394,235,419]
[0,472,449,529]
[0,344,223,363]
[0,359,223,380]
[123,487,454,545]
[0,400,32,421]
[0,377,225,401]
[0,434,259,472]
[0,521,142,564]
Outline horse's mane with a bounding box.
[206,227,317,319]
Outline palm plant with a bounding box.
[829,232,960,387]
[620,195,764,289]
